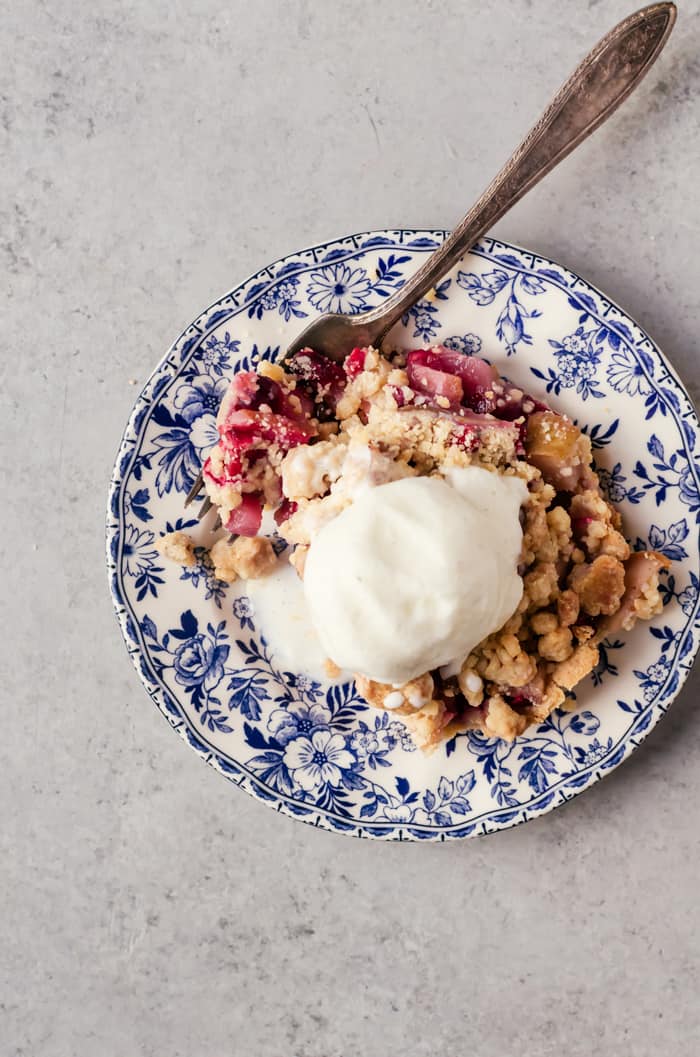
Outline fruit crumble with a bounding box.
[165,343,669,750]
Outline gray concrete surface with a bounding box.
[3,1,700,1055]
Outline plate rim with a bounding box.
[106,228,700,841]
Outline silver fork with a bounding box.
[187,2,675,511]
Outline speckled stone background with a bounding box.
[3,1,700,1055]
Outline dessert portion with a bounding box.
[164,343,668,750]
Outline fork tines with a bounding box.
[197,496,213,520]
[185,471,204,507]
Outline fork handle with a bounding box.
[361,2,675,344]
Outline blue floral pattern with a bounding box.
[444,332,482,355]
[201,331,239,376]
[121,526,164,601]
[305,254,408,316]
[607,345,651,397]
[401,278,451,341]
[306,263,372,315]
[532,325,606,400]
[107,231,700,841]
[178,547,228,608]
[634,434,700,522]
[456,259,545,355]
[597,463,645,505]
[245,275,307,323]
[144,609,232,733]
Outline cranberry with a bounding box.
[491,383,549,422]
[249,375,284,412]
[344,347,367,379]
[286,348,346,411]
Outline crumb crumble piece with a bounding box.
[210,535,277,583]
[568,554,626,616]
[157,531,196,567]
[483,694,529,741]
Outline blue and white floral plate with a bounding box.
[107,231,700,841]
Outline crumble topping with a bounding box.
[210,535,277,583]
[159,532,279,585]
[157,531,197,567]
[281,439,348,500]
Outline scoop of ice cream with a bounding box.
[302,469,527,685]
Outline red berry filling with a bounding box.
[407,361,464,407]
[203,345,550,535]
[274,497,299,526]
[202,369,318,534]
[406,348,496,408]
[344,346,368,379]
[225,493,264,536]
[285,349,346,418]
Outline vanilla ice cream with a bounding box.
[302,469,528,685]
